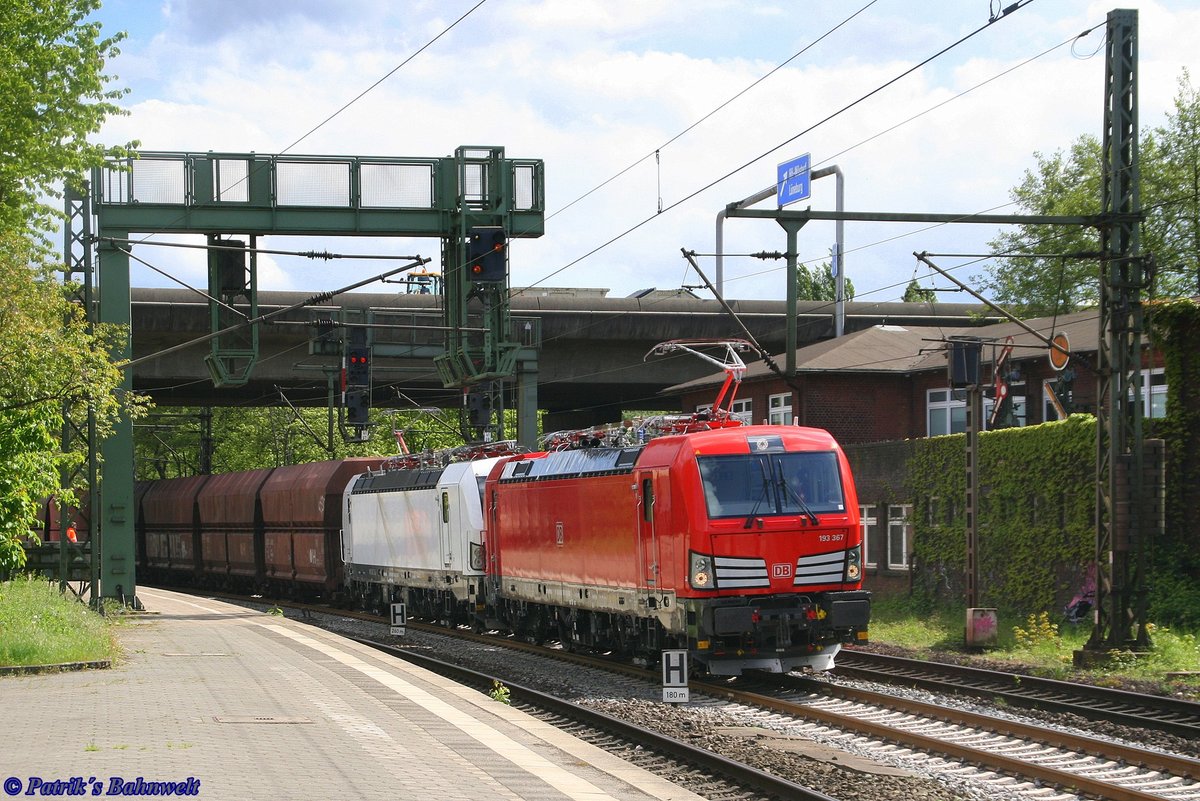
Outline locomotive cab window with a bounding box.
[642,478,654,522]
[697,452,844,520]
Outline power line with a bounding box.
[277,1,489,155]
[516,0,1037,295]
[543,0,881,226]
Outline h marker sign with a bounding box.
[662,649,689,703]
[390,602,407,636]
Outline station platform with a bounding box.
[3,587,705,801]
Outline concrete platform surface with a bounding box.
[2,587,706,801]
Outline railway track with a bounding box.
[834,649,1200,741]
[355,636,839,801]
[188,590,1200,801]
[373,617,1200,801]
[721,673,1200,801]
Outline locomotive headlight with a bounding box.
[689,552,715,590]
[845,546,862,581]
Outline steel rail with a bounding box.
[768,674,1200,779]
[836,649,1200,739]
[182,591,1200,800]
[695,677,1196,801]
[352,637,840,801]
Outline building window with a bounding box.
[887,504,911,570]
[1132,368,1168,419]
[925,496,940,526]
[860,504,877,568]
[696,399,752,424]
[768,393,793,425]
[927,387,1026,436]
[730,398,752,424]
[927,389,966,436]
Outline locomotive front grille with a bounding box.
[714,555,769,588]
[793,550,845,586]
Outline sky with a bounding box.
[87,0,1200,304]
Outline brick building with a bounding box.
[662,309,1169,596]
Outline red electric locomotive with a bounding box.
[483,423,869,675]
[481,340,869,675]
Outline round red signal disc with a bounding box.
[1048,332,1070,371]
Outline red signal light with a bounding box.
[467,226,507,282]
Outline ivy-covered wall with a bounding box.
[905,415,1096,615]
[846,298,1198,624]
[1148,299,1200,626]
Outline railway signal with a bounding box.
[465,387,492,428]
[344,328,371,389]
[344,389,370,426]
[467,226,507,282]
[342,327,372,432]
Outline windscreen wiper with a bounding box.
[743,460,773,529]
[775,458,818,526]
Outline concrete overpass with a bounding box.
[131,287,993,429]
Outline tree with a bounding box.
[132,405,471,479]
[902,279,937,303]
[0,232,136,569]
[796,262,855,302]
[0,0,136,239]
[0,0,138,570]
[977,71,1199,316]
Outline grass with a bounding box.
[868,596,1200,694]
[0,575,121,668]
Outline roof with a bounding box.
[665,308,1104,393]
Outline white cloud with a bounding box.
[91,0,1199,304]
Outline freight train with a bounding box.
[136,423,870,675]
[136,343,871,675]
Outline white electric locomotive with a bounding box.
[341,449,513,623]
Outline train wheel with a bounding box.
[528,614,548,646]
[556,619,576,653]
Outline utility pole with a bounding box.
[1084,8,1154,658]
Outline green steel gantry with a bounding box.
[66,146,544,604]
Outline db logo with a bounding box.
[771,563,793,578]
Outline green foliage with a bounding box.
[0,2,142,570]
[0,575,119,666]
[0,400,60,569]
[1147,298,1200,625]
[488,680,511,705]
[0,0,137,240]
[1012,612,1060,650]
[902,278,937,303]
[978,70,1199,315]
[797,262,854,302]
[867,596,962,652]
[134,404,478,477]
[0,232,142,570]
[870,596,1200,686]
[906,296,1198,626]
[908,415,1095,615]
